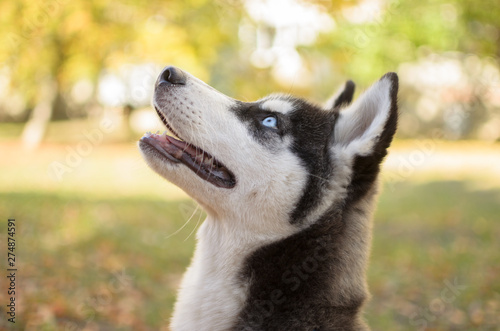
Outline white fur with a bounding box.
[334,77,392,157]
[261,98,295,114]
[141,71,308,330]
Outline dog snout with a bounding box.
[156,66,187,87]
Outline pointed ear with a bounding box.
[333,72,398,157]
[325,80,356,110]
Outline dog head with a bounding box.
[139,66,398,236]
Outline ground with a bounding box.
[0,134,499,330]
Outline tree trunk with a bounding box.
[21,79,58,150]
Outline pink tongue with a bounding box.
[147,134,201,161]
[164,135,199,156]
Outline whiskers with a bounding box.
[184,205,204,242]
[165,203,203,240]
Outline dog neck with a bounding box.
[169,214,284,331]
[170,185,377,331]
[231,189,377,330]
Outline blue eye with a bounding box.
[262,116,277,128]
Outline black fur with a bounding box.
[287,100,336,225]
[231,97,337,226]
[233,206,367,331]
[332,80,356,109]
[231,77,364,227]
[233,74,399,330]
[344,73,398,207]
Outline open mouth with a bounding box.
[140,106,236,189]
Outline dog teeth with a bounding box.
[195,154,204,163]
[173,149,184,159]
[204,157,217,170]
[192,153,217,170]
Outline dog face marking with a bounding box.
[138,66,398,330]
[260,97,296,115]
[230,95,340,226]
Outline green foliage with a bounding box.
[316,0,499,82]
[1,0,499,131]
[4,0,498,101]
[0,0,244,109]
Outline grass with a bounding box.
[1,191,199,330]
[1,137,499,330]
[367,180,500,330]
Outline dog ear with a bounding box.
[332,72,398,158]
[325,80,356,110]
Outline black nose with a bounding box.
[156,66,186,87]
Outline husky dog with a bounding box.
[139,66,398,331]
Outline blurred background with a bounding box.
[0,0,499,330]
